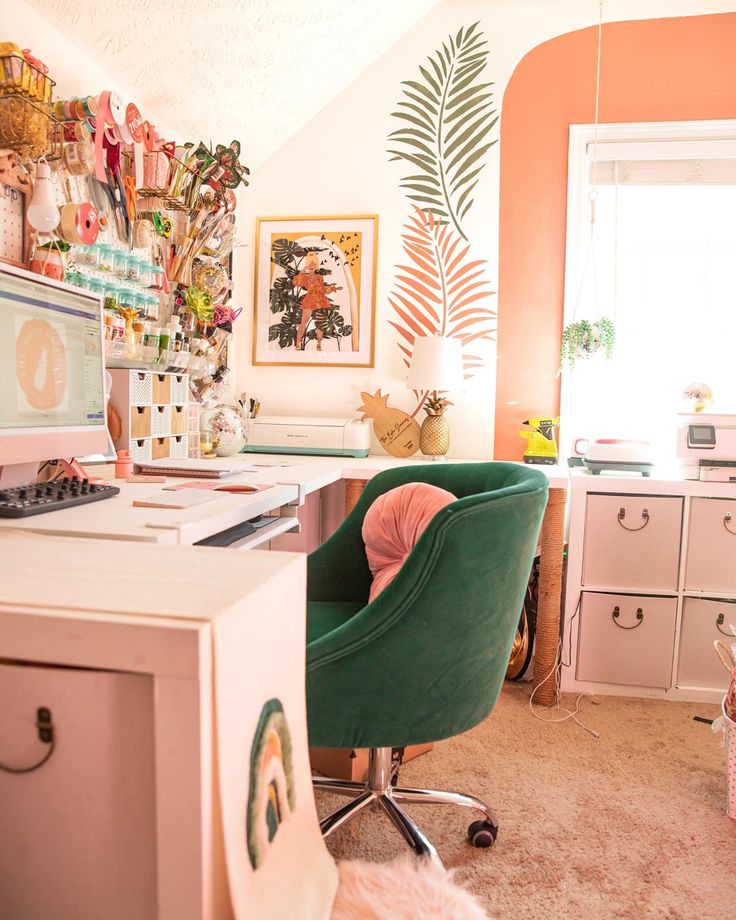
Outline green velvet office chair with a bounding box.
[306,461,548,865]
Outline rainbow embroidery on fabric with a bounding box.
[246,698,296,870]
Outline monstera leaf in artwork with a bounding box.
[388,207,496,408]
[388,22,497,241]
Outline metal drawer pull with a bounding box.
[617,507,649,531]
[724,512,736,535]
[717,612,732,636]
[612,605,644,629]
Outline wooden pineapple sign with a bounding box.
[358,389,420,458]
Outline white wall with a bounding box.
[232,0,734,459]
[11,0,178,141]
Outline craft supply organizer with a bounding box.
[109,369,190,463]
[0,41,247,413]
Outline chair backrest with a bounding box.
[306,462,548,749]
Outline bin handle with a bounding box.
[724,512,736,535]
[618,508,649,532]
[612,605,644,629]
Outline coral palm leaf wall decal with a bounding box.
[388,22,498,240]
[388,208,496,401]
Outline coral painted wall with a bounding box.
[495,13,736,459]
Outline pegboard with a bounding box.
[0,184,25,264]
[0,152,32,267]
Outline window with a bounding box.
[561,121,736,463]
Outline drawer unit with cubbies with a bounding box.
[109,369,189,464]
[562,474,736,703]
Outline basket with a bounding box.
[723,700,736,820]
[715,639,736,820]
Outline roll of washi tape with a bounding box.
[59,203,99,245]
[72,98,87,120]
[63,99,76,121]
[63,121,91,143]
[63,141,95,176]
[82,95,98,117]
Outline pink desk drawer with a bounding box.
[582,494,683,591]
[677,597,736,691]
[685,497,736,594]
[576,592,677,688]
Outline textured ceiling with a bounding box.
[27,0,442,169]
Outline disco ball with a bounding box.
[205,404,247,456]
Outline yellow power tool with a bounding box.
[518,416,560,465]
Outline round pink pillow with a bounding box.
[362,482,456,602]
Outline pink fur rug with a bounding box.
[331,856,489,919]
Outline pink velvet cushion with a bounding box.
[362,482,456,602]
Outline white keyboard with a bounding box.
[132,489,222,510]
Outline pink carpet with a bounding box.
[323,683,735,919]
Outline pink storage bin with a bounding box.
[724,701,736,820]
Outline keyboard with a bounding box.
[0,478,120,518]
[131,488,221,510]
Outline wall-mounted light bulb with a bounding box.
[27,159,60,233]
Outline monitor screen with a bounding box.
[0,264,108,468]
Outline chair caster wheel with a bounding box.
[468,819,497,848]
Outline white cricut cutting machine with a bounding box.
[676,412,736,480]
[243,416,370,458]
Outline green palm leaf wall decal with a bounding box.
[388,22,498,241]
[388,208,496,412]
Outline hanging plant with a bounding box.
[559,317,615,371]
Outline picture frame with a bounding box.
[0,152,33,269]
[253,215,378,367]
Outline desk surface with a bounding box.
[0,454,568,545]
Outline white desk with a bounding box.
[0,454,569,703]
[0,530,336,920]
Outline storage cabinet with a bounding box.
[563,475,736,703]
[110,370,189,463]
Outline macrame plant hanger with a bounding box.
[560,0,615,372]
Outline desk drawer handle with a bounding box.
[618,508,649,531]
[612,605,644,629]
[717,612,732,636]
[724,512,736,535]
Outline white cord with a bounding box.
[528,637,601,739]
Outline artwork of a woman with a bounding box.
[291,252,341,350]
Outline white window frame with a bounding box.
[561,119,736,452]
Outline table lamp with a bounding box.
[407,335,463,459]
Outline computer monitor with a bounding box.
[0,263,108,487]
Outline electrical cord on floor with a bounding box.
[528,596,601,739]
[0,707,56,774]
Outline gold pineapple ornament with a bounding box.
[358,389,420,458]
[420,391,451,458]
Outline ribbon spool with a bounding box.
[63,141,95,176]
[58,203,99,246]
[108,91,126,125]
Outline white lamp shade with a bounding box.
[406,336,464,391]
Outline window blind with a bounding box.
[587,138,736,185]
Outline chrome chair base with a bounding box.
[313,747,498,869]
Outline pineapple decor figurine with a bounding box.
[420,392,451,458]
[358,389,420,458]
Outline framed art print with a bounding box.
[253,215,377,367]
